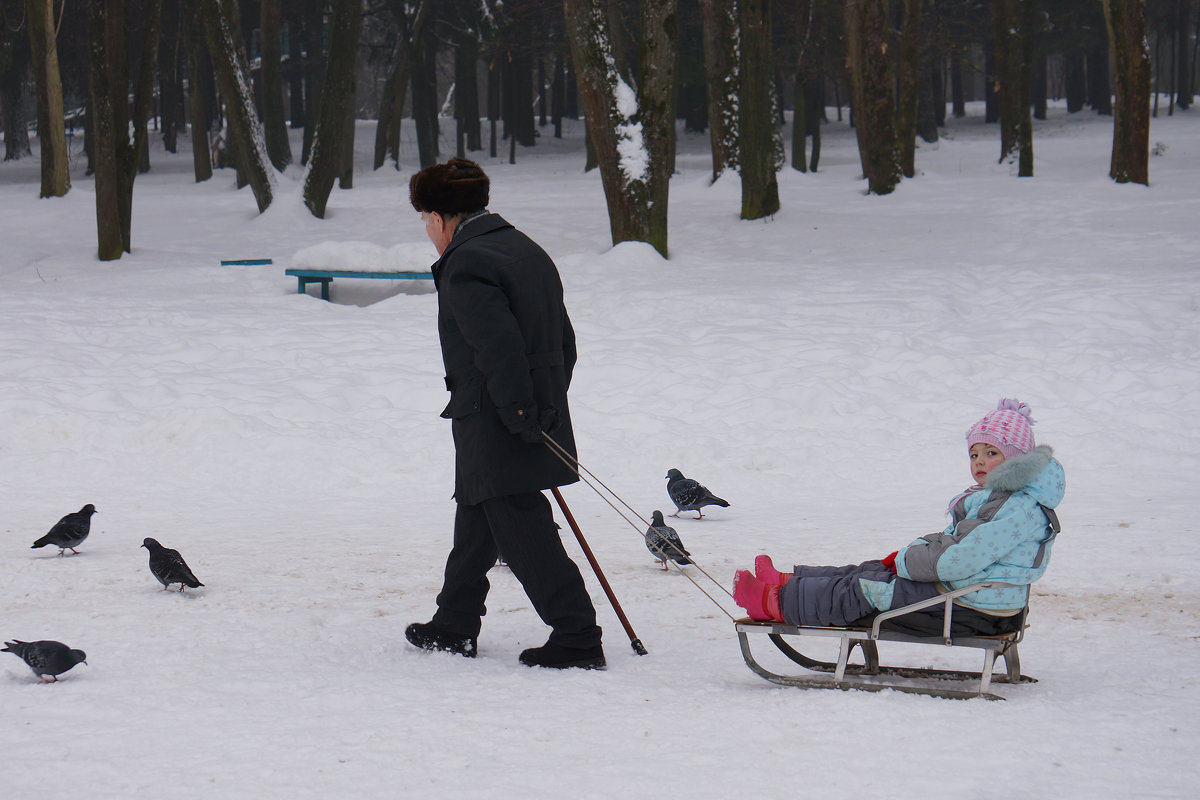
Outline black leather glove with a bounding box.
[516,406,559,444]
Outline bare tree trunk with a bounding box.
[792,0,818,174]
[994,0,1035,176]
[739,0,779,219]
[552,49,565,139]
[563,0,677,257]
[917,48,939,143]
[2,49,33,161]
[455,33,482,152]
[1088,40,1113,114]
[27,0,71,197]
[488,55,499,158]
[950,49,965,118]
[159,6,186,155]
[699,0,738,182]
[203,0,274,212]
[845,0,900,194]
[792,73,807,173]
[1103,0,1151,184]
[1176,0,1193,109]
[302,0,360,217]
[185,14,214,183]
[96,0,132,253]
[895,0,923,179]
[410,20,439,168]
[301,0,325,165]
[124,0,163,249]
[374,64,407,170]
[375,0,429,170]
[639,0,677,243]
[260,0,293,170]
[88,0,122,259]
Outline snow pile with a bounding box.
[290,239,437,272]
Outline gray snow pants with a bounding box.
[777,561,1022,636]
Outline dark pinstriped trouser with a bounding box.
[431,490,602,650]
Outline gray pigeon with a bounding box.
[31,504,97,556]
[665,469,730,518]
[645,510,691,570]
[141,538,204,592]
[2,640,87,682]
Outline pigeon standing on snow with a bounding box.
[30,504,97,556]
[665,469,730,518]
[645,510,691,570]
[141,538,205,592]
[2,640,87,682]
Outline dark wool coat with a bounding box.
[432,213,579,505]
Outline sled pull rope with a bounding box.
[541,432,738,620]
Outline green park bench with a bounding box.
[284,268,434,300]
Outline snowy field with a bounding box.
[2,102,1198,798]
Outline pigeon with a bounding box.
[665,469,730,518]
[644,510,691,570]
[2,640,87,682]
[30,504,97,556]
[141,537,205,592]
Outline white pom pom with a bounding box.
[997,398,1034,423]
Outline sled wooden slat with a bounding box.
[285,268,433,300]
[735,582,1035,701]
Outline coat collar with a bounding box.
[437,212,512,264]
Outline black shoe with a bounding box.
[519,642,606,670]
[405,622,477,658]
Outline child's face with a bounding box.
[969,443,1006,485]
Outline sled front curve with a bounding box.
[735,582,1036,701]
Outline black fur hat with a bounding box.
[409,158,490,216]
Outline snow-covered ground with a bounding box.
[2,103,1197,798]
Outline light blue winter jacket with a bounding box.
[894,445,1065,613]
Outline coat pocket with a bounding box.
[440,375,484,420]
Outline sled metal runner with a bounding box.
[736,582,1036,701]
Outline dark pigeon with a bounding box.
[665,469,730,518]
[2,640,87,682]
[31,504,97,556]
[141,537,205,592]
[645,510,691,570]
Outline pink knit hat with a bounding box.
[966,399,1036,459]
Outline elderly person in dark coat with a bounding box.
[404,158,604,670]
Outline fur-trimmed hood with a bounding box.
[984,445,1064,508]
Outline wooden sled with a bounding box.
[736,582,1036,701]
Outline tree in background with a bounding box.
[373,1,431,171]
[564,0,677,257]
[26,0,69,196]
[202,0,273,212]
[299,0,326,165]
[260,0,293,171]
[993,0,1035,176]
[738,0,779,219]
[1,6,33,161]
[1104,0,1151,184]
[87,0,121,259]
[88,0,162,259]
[302,0,360,217]
[895,0,923,179]
[183,0,214,183]
[845,0,900,194]
[1173,0,1194,109]
[698,0,738,182]
[788,0,838,174]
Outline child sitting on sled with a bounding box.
[734,399,1065,636]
